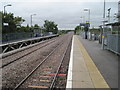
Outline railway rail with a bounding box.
[14,35,72,89]
[2,34,72,89]
[50,37,72,89]
[14,41,63,90]
[52,38,72,89]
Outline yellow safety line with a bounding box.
[75,35,110,89]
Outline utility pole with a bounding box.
[102,0,105,50]
[84,8,91,40]
[84,8,90,25]
[108,8,111,23]
[4,4,12,14]
[30,15,32,27]
[3,4,12,27]
[30,14,36,27]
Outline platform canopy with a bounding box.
[105,22,120,26]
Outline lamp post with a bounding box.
[84,8,90,40]
[108,8,111,23]
[30,14,36,27]
[84,8,90,25]
[4,4,12,14]
[80,16,83,23]
[80,16,85,23]
[113,13,117,22]
[102,0,106,50]
[3,4,12,27]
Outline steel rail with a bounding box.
[13,40,64,90]
[49,36,72,89]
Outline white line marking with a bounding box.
[66,36,74,89]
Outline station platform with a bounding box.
[66,35,110,89]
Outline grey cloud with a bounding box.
[1,1,118,29]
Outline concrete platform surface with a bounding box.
[66,35,110,89]
[78,35,118,88]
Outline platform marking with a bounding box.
[66,36,74,89]
[75,35,110,88]
[40,73,66,76]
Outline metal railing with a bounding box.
[80,31,120,55]
[1,34,59,54]
[80,31,99,40]
[106,34,120,55]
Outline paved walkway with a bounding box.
[66,35,109,89]
[78,35,118,88]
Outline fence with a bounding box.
[80,31,99,40]
[106,34,120,55]
[80,31,120,55]
[2,32,34,42]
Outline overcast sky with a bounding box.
[1,0,119,30]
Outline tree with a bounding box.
[74,25,81,34]
[43,20,58,34]
[2,12,25,33]
[14,16,25,27]
[18,24,31,32]
[34,24,39,29]
[75,25,81,30]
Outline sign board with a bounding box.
[3,23,8,26]
[80,23,90,27]
[80,23,86,26]
[102,35,104,38]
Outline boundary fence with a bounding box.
[80,31,120,55]
[105,34,120,55]
[2,32,34,43]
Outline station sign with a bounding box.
[3,23,8,26]
[80,22,90,27]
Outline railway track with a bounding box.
[2,39,56,68]
[2,35,65,68]
[2,34,72,89]
[12,34,72,89]
[52,37,72,89]
[50,37,72,89]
